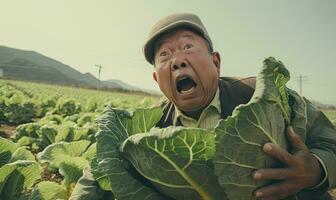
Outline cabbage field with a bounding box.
[323,110,336,127]
[0,73,335,200]
[0,79,158,200]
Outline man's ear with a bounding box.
[212,52,221,76]
[152,71,158,82]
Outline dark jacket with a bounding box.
[156,77,336,200]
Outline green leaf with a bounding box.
[16,136,42,152]
[38,140,94,189]
[30,181,68,200]
[38,124,57,146]
[0,137,17,167]
[96,107,167,200]
[59,159,89,189]
[82,143,96,161]
[14,123,41,142]
[38,114,63,126]
[121,126,227,200]
[90,156,111,191]
[38,140,91,170]
[213,57,306,199]
[10,146,35,162]
[55,124,75,142]
[0,160,41,200]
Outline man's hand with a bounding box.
[253,126,323,200]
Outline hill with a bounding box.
[310,100,336,110]
[0,45,145,92]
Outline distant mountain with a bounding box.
[311,100,336,110]
[0,45,147,93]
[103,79,161,95]
[102,79,141,91]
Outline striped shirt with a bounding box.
[174,88,221,130]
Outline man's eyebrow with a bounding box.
[155,34,195,52]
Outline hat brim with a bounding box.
[143,20,209,64]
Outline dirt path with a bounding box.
[0,124,16,138]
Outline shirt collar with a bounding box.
[174,88,221,123]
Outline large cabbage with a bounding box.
[95,57,306,200]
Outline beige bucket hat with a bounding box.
[143,13,213,64]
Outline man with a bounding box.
[143,13,336,199]
[71,13,336,200]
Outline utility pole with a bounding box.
[296,75,308,95]
[95,65,103,89]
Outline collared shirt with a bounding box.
[173,88,221,129]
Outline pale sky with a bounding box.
[0,0,335,104]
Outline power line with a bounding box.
[296,74,308,95]
[94,64,103,89]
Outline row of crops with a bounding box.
[0,79,158,200]
[323,109,336,127]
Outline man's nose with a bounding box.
[171,57,187,71]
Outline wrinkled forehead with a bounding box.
[154,28,202,52]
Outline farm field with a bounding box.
[0,78,335,200]
[323,109,336,127]
[0,79,159,199]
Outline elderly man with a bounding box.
[145,13,335,200]
[71,13,336,200]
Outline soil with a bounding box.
[0,123,16,138]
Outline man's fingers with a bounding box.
[263,143,295,166]
[254,180,298,199]
[253,168,294,181]
[287,126,307,151]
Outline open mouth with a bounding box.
[176,76,197,94]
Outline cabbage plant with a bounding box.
[38,140,96,192]
[94,57,306,200]
[0,138,41,200]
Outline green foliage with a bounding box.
[0,96,6,121]
[323,110,336,126]
[55,98,81,117]
[35,97,57,117]
[95,107,167,199]
[30,181,68,200]
[38,114,63,126]
[90,156,111,191]
[0,138,41,200]
[77,113,98,127]
[14,123,59,152]
[0,137,18,166]
[0,91,35,124]
[213,58,306,199]
[84,98,98,112]
[15,123,41,140]
[38,140,96,190]
[0,77,157,199]
[0,160,41,200]
[121,126,226,200]
[55,124,76,142]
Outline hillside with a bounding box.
[0,45,143,92]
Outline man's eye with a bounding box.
[159,51,169,57]
[183,44,193,50]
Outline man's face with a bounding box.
[152,29,221,112]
